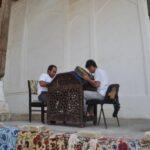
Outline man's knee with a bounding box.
[84,91,93,99]
[38,93,48,102]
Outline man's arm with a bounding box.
[83,74,100,88]
[39,81,49,87]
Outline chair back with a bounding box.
[28,80,38,95]
[28,80,38,104]
[104,84,120,102]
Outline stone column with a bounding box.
[0,0,12,121]
[0,81,9,121]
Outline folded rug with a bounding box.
[1,125,150,150]
[68,134,150,150]
[17,124,53,133]
[16,131,69,150]
[0,126,20,150]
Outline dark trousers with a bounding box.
[38,91,56,124]
[38,91,48,102]
[113,99,120,117]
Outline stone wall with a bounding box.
[4,0,150,118]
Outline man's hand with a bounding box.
[94,81,101,88]
[39,81,49,87]
[83,74,101,88]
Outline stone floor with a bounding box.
[3,119,150,139]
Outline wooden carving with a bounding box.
[0,1,2,7]
[0,0,11,78]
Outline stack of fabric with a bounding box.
[68,134,142,150]
[0,126,19,150]
[16,131,69,150]
[1,124,150,150]
[16,125,69,150]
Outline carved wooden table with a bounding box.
[47,72,97,127]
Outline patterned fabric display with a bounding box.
[0,126,20,150]
[1,125,150,150]
[16,131,69,150]
[68,134,150,150]
[18,125,52,133]
[16,130,50,150]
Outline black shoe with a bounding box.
[113,111,117,117]
[113,101,120,117]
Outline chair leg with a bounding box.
[98,106,102,125]
[41,106,44,124]
[29,107,31,122]
[93,104,97,125]
[101,108,107,129]
[116,116,120,127]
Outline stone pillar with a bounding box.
[0,80,9,121]
[0,0,12,121]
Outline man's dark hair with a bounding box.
[47,65,57,72]
[85,59,97,68]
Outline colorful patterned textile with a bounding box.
[1,125,150,150]
[46,133,69,150]
[16,130,50,150]
[139,138,150,150]
[0,126,20,150]
[68,134,150,150]
[16,125,53,150]
[18,125,52,133]
[16,131,69,150]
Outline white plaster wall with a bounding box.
[4,0,150,118]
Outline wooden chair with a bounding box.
[28,80,47,123]
[86,84,120,128]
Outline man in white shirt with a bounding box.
[38,65,57,102]
[83,60,109,115]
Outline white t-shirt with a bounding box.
[94,68,109,96]
[37,73,53,95]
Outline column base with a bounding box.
[0,101,10,121]
[0,81,10,121]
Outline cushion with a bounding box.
[29,80,38,94]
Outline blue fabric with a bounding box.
[0,127,20,150]
[69,71,86,84]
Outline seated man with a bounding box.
[38,65,57,102]
[83,59,109,116]
[83,59,120,117]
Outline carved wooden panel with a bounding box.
[47,73,84,126]
[0,0,11,78]
[0,0,2,7]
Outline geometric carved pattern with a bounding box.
[47,73,84,125]
[47,72,97,126]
